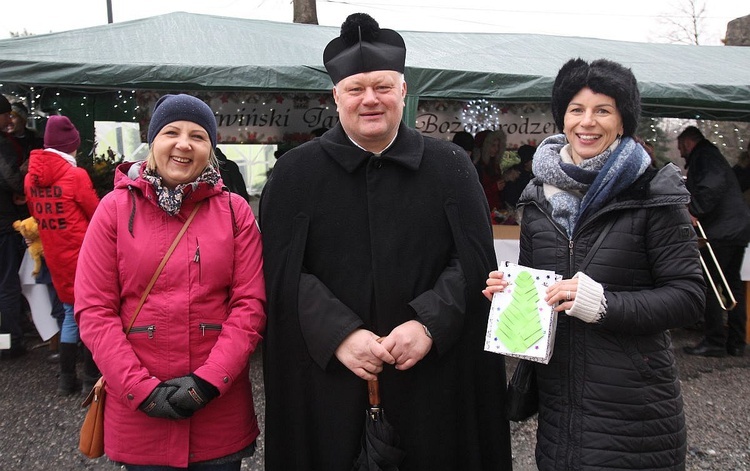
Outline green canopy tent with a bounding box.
[1,11,749,124]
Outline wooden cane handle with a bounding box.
[367,378,380,406]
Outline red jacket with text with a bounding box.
[24,148,99,304]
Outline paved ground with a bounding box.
[507,327,750,471]
[1,327,748,470]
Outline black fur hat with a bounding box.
[323,13,406,84]
[551,58,641,137]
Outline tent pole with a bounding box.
[403,95,418,129]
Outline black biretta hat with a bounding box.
[323,13,406,84]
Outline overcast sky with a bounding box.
[1,0,747,44]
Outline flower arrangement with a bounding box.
[79,145,124,198]
[500,150,521,172]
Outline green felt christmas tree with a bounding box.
[495,270,545,352]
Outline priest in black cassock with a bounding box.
[259,13,512,471]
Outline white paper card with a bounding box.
[0,334,10,350]
[18,251,60,341]
[484,261,561,364]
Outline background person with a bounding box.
[679,125,750,358]
[484,58,706,471]
[13,104,66,360]
[7,102,44,162]
[451,130,475,160]
[733,149,750,209]
[215,146,250,202]
[75,94,266,470]
[260,13,511,471]
[503,143,536,209]
[0,93,28,360]
[24,115,100,394]
[476,129,508,213]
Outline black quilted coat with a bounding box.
[517,163,706,471]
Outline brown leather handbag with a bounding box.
[78,202,202,458]
[79,376,107,458]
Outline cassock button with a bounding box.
[127,394,134,400]
[375,160,383,169]
[223,376,229,383]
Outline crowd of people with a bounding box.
[0,11,747,471]
[452,129,538,225]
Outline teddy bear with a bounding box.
[13,217,44,277]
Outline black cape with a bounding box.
[259,123,511,471]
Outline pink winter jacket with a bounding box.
[74,162,266,467]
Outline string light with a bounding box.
[2,83,746,153]
[461,99,501,134]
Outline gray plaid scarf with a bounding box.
[532,134,651,236]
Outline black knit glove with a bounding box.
[138,383,191,419]
[163,373,220,416]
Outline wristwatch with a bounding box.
[422,323,433,339]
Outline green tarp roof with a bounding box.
[1,11,749,121]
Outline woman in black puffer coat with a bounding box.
[485,58,706,470]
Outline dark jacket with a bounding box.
[215,148,250,202]
[686,139,750,246]
[8,128,44,162]
[518,163,706,471]
[0,134,25,234]
[259,122,512,471]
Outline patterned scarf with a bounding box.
[142,165,220,216]
[532,134,651,236]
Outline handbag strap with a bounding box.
[578,216,616,272]
[123,201,203,335]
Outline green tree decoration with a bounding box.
[495,270,545,352]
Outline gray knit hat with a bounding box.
[551,58,641,137]
[147,94,217,147]
[11,102,28,121]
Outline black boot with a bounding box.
[81,345,101,394]
[57,342,79,396]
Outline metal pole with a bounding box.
[106,0,113,24]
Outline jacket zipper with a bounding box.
[524,194,631,468]
[129,325,156,339]
[194,238,201,283]
[199,323,222,336]
[566,234,576,469]
[526,200,578,469]
[564,213,616,468]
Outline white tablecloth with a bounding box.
[494,239,750,281]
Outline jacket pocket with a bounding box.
[616,334,658,383]
[198,323,222,336]
[128,324,156,339]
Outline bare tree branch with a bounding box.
[658,0,707,45]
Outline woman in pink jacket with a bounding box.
[75,94,266,470]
